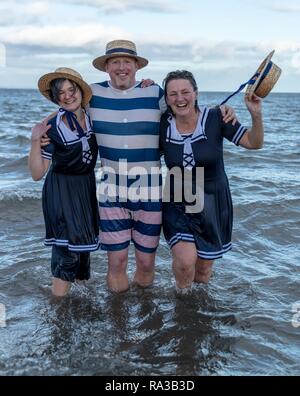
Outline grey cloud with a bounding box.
[0,1,51,27]
[0,7,33,26]
[230,0,300,14]
[6,43,93,60]
[3,38,292,78]
[0,13,14,26]
[141,42,265,65]
[3,41,273,67]
[270,5,300,13]
[63,0,182,14]
[3,39,297,91]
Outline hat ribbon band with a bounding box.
[106,48,137,56]
[219,72,259,105]
[254,61,273,92]
[220,60,273,105]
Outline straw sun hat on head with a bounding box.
[38,67,92,107]
[92,40,149,72]
[246,50,282,98]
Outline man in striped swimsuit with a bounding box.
[89,40,166,292]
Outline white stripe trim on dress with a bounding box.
[200,106,209,133]
[44,238,100,251]
[41,151,52,160]
[168,232,195,243]
[197,242,232,259]
[168,233,195,248]
[232,126,247,145]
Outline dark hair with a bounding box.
[48,78,83,105]
[163,70,199,113]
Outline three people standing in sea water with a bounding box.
[29,39,270,296]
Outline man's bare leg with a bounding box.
[107,249,129,293]
[133,250,156,288]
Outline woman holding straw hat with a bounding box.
[29,67,99,297]
[160,70,264,291]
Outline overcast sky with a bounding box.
[0,0,299,92]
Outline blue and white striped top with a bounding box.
[89,81,166,202]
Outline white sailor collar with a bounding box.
[166,106,209,144]
[56,109,93,145]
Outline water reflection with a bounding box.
[102,286,236,375]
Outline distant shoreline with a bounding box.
[0,87,299,95]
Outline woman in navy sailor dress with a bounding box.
[160,70,264,290]
[29,68,99,297]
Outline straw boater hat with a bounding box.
[92,40,149,72]
[246,50,282,98]
[38,67,92,107]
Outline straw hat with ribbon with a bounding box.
[245,50,282,98]
[220,50,282,105]
[93,40,149,72]
[38,67,92,107]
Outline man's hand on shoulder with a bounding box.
[141,79,155,88]
[219,104,238,125]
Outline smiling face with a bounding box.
[166,78,198,118]
[105,56,139,90]
[56,79,83,112]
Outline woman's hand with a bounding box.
[244,93,262,116]
[40,134,51,147]
[141,78,155,88]
[31,117,51,143]
[29,117,52,181]
[219,104,237,125]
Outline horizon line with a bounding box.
[0,87,299,94]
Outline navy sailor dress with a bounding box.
[159,106,248,260]
[41,109,99,252]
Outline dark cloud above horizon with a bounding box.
[0,0,299,91]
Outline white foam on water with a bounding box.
[0,189,41,201]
